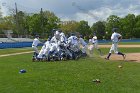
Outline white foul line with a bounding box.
[0,51,33,57]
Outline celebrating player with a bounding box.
[92,33,102,56]
[32,35,41,57]
[105,28,126,60]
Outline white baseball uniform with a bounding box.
[109,32,122,54]
[37,41,51,58]
[88,39,94,51]
[68,36,79,52]
[32,38,41,54]
[105,30,125,60]
[78,38,87,53]
[60,32,67,43]
[92,36,99,49]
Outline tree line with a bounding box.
[0,8,140,39]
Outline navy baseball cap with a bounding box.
[35,35,39,38]
[19,69,26,73]
[112,28,118,32]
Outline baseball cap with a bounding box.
[112,28,118,32]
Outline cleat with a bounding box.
[32,57,36,62]
[123,54,126,60]
[105,57,109,60]
[32,56,36,62]
[36,58,42,62]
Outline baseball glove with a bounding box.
[118,36,122,42]
[118,36,121,40]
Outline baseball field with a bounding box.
[0,43,140,93]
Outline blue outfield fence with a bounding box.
[98,39,140,43]
[121,39,140,42]
[0,39,139,49]
[0,42,43,49]
[0,42,32,49]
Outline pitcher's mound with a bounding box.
[103,53,140,63]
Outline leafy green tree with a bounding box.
[0,16,15,37]
[0,6,3,33]
[134,15,140,38]
[0,6,2,18]
[91,21,106,39]
[26,10,60,38]
[27,13,42,35]
[42,11,60,37]
[1,4,140,39]
[60,20,79,35]
[121,14,136,38]
[0,16,15,30]
[14,11,27,37]
[105,15,121,39]
[77,20,91,39]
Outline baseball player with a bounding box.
[105,28,126,60]
[60,32,67,44]
[32,35,41,57]
[37,38,51,59]
[92,34,102,56]
[88,36,94,56]
[68,33,79,52]
[59,32,73,59]
[50,30,61,52]
[78,35,87,56]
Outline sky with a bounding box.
[1,0,140,26]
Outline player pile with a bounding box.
[32,30,89,62]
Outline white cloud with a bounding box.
[1,0,140,25]
[61,1,140,26]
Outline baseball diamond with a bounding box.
[1,0,140,93]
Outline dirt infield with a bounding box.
[0,50,140,63]
[99,45,140,48]
[0,44,140,63]
[99,44,140,63]
[102,53,140,63]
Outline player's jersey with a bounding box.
[68,36,78,45]
[44,41,51,48]
[92,36,98,44]
[89,39,93,44]
[32,38,40,47]
[50,36,59,44]
[60,32,67,43]
[111,32,122,43]
[79,38,87,46]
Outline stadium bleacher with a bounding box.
[0,38,33,43]
[0,38,34,49]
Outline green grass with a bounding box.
[0,47,140,93]
[0,47,42,55]
[100,47,140,54]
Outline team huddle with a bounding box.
[32,29,101,62]
[31,28,126,62]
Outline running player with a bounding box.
[105,28,126,60]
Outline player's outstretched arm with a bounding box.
[118,36,122,42]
